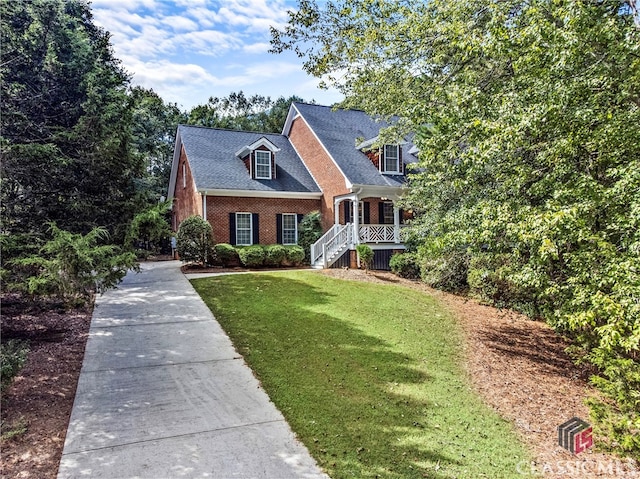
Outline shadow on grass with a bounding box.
[193,273,470,479]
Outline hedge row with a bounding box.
[213,243,305,268]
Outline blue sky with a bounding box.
[91,0,344,110]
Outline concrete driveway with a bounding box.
[57,260,328,479]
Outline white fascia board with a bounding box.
[248,137,280,152]
[198,188,322,200]
[281,104,300,136]
[167,127,183,199]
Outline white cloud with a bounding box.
[161,15,199,31]
[242,42,272,54]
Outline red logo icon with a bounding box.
[558,417,593,454]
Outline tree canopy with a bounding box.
[273,0,640,454]
[1,0,143,238]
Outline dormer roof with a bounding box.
[234,136,281,159]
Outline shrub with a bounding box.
[1,340,29,393]
[356,244,374,272]
[389,252,420,279]
[176,215,214,265]
[264,244,287,267]
[214,243,239,267]
[238,245,265,267]
[126,201,171,253]
[13,224,138,305]
[285,245,305,266]
[418,245,469,293]
[297,211,323,262]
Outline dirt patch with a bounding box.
[1,295,92,479]
[320,268,637,478]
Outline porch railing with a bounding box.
[358,224,399,243]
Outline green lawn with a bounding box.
[192,271,533,479]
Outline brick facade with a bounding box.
[287,117,349,230]
[204,195,321,245]
[172,146,201,231]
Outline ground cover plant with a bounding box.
[192,271,533,479]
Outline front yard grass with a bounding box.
[192,271,533,479]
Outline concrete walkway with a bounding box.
[58,261,328,479]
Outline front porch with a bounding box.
[311,190,407,269]
[310,223,405,269]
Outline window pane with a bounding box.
[282,214,297,244]
[383,202,394,224]
[255,151,271,178]
[236,213,252,245]
[384,145,399,172]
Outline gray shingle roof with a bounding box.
[178,125,320,194]
[291,103,418,187]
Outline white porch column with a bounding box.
[352,198,359,245]
[393,205,400,243]
[202,193,207,221]
[334,198,340,225]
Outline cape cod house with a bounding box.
[168,102,418,269]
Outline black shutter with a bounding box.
[297,213,304,224]
[252,213,259,245]
[398,146,403,174]
[229,213,236,245]
[399,208,404,224]
[378,202,385,224]
[344,200,351,223]
[276,214,283,244]
[363,202,370,224]
[380,147,385,172]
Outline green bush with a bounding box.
[176,215,214,265]
[418,245,469,293]
[1,340,29,393]
[297,211,323,261]
[213,243,239,267]
[264,244,287,267]
[285,245,305,266]
[238,245,265,267]
[13,224,138,305]
[356,244,374,271]
[389,252,420,279]
[126,201,171,253]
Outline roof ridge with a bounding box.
[178,124,285,136]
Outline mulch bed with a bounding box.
[1,295,92,479]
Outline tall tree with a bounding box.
[129,86,186,202]
[1,0,142,238]
[187,91,307,133]
[272,0,640,454]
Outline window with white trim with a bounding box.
[282,214,298,245]
[383,144,400,173]
[236,213,252,245]
[255,150,272,179]
[182,163,186,188]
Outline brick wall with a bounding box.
[205,195,321,245]
[288,117,349,230]
[172,146,201,231]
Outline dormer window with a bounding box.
[255,150,272,179]
[235,137,280,180]
[383,144,400,174]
